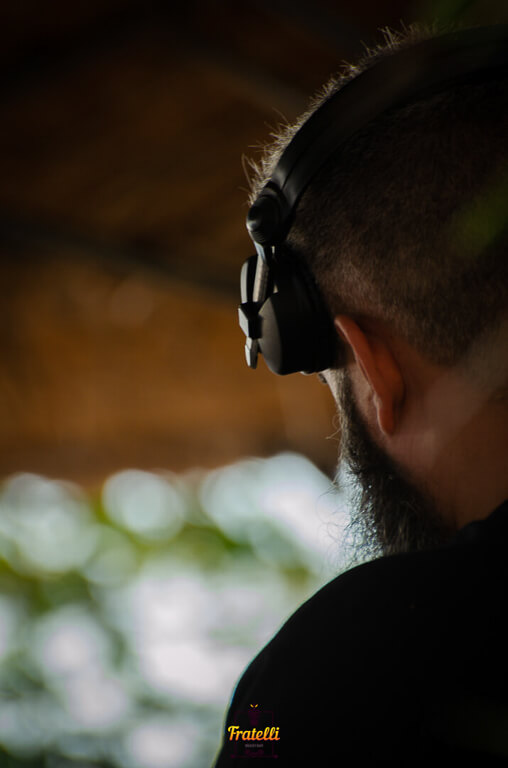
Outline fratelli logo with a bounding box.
[226,704,280,759]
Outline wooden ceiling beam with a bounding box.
[253,0,368,58]
[0,0,370,113]
[0,210,238,300]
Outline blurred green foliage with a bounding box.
[0,457,343,768]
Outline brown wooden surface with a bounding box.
[2,0,492,484]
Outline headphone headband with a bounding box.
[247,26,508,246]
[240,25,508,374]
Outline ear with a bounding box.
[335,315,405,436]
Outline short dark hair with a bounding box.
[248,27,508,366]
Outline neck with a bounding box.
[396,364,508,530]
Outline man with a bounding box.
[214,25,508,765]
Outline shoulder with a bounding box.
[234,503,508,694]
[217,548,451,765]
[232,545,454,704]
[266,501,508,656]
[233,506,508,702]
[269,544,454,652]
[214,509,508,765]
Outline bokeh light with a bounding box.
[0,454,348,767]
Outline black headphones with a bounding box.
[238,25,508,375]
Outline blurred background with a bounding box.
[0,1,507,766]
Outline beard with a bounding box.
[334,370,454,559]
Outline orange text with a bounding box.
[227,726,280,741]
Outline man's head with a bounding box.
[247,27,508,556]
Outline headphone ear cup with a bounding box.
[258,251,336,374]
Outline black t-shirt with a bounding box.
[213,501,508,766]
